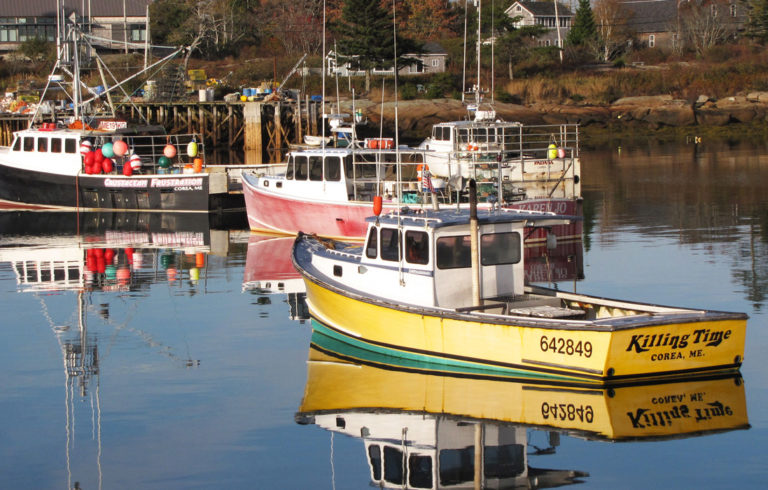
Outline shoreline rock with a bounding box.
[337,93,768,138]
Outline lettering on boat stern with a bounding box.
[627,400,734,429]
[625,328,733,361]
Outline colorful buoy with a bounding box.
[158,156,171,168]
[101,157,114,173]
[80,140,92,155]
[129,153,142,170]
[187,141,198,158]
[113,140,128,157]
[102,142,114,158]
[163,144,177,158]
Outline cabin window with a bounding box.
[409,454,432,488]
[432,126,449,141]
[23,137,35,151]
[484,444,525,478]
[64,139,77,153]
[351,154,379,179]
[383,446,406,484]
[309,156,323,181]
[325,156,341,181]
[37,137,47,152]
[380,228,401,262]
[50,137,62,153]
[439,447,474,485]
[285,156,295,179]
[457,128,470,144]
[294,155,308,180]
[474,127,488,143]
[405,230,429,265]
[436,235,471,269]
[480,232,521,265]
[12,137,21,151]
[368,445,382,480]
[366,227,378,258]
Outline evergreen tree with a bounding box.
[745,0,768,43]
[333,0,420,92]
[566,0,598,46]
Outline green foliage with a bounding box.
[19,37,54,62]
[424,72,456,98]
[334,0,418,71]
[745,0,768,43]
[400,83,418,100]
[566,0,597,46]
[149,0,190,46]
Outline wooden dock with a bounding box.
[1,98,326,162]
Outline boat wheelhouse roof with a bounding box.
[365,207,577,230]
[432,119,523,130]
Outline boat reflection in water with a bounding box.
[296,336,748,489]
[242,233,309,321]
[0,211,223,488]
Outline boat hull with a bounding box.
[0,162,214,212]
[243,174,383,239]
[299,272,746,385]
[243,172,582,241]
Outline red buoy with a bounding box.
[373,195,383,216]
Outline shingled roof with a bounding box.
[0,0,151,17]
[619,0,679,33]
[514,1,574,17]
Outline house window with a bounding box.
[711,4,717,16]
[649,34,655,48]
[431,59,439,67]
[516,6,521,11]
[730,4,737,17]
[130,25,146,42]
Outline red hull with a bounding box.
[244,176,582,242]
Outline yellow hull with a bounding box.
[299,347,749,441]
[304,279,746,384]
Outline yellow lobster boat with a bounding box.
[292,206,747,385]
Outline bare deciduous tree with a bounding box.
[594,0,629,61]
[678,0,732,56]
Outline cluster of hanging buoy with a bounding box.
[80,139,204,176]
[159,250,206,284]
[84,247,135,287]
[81,138,138,176]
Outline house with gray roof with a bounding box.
[618,0,747,51]
[0,0,151,53]
[327,42,447,77]
[505,1,574,48]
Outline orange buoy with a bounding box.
[193,157,203,173]
[195,252,205,268]
[373,195,383,216]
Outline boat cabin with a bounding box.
[277,148,423,203]
[352,209,571,309]
[7,128,83,174]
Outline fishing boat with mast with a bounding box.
[0,20,234,213]
[242,0,580,241]
[417,0,580,193]
[291,182,747,385]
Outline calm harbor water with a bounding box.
[1,137,767,489]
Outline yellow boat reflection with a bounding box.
[297,343,748,488]
[298,343,749,442]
